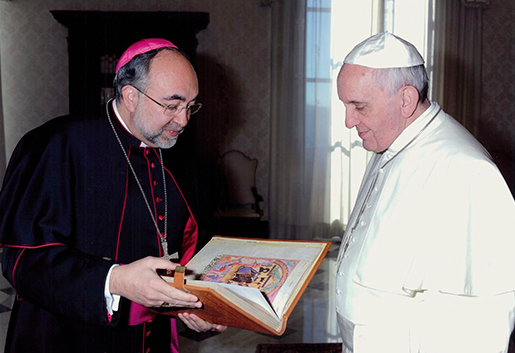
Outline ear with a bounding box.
[399,86,419,118]
[121,85,139,113]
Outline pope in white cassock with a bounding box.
[335,32,515,353]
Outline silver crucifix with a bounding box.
[161,239,179,260]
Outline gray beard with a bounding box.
[133,109,182,149]
[145,130,178,149]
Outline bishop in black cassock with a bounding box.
[0,39,223,353]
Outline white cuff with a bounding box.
[105,264,121,315]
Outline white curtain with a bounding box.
[269,0,382,240]
[328,0,383,235]
[269,0,310,240]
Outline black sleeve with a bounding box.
[2,245,122,326]
[0,119,123,326]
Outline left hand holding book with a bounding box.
[178,312,228,333]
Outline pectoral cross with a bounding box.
[161,238,179,260]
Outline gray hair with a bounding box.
[113,47,179,101]
[373,64,429,102]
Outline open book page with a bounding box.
[184,237,327,318]
[216,283,279,320]
[200,254,299,305]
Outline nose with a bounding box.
[345,110,359,129]
[173,109,190,128]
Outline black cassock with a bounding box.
[0,102,198,352]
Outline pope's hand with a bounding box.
[109,256,202,308]
[178,312,228,333]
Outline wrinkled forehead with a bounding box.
[338,64,386,101]
[338,64,376,87]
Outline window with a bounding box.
[305,0,433,228]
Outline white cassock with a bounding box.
[336,102,515,353]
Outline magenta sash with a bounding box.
[128,302,157,326]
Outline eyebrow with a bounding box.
[165,94,199,103]
[346,100,365,105]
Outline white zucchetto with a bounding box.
[344,32,424,69]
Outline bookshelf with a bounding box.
[51,10,209,115]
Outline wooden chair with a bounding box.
[213,150,265,237]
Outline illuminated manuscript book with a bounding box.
[157,236,330,335]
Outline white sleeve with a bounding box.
[105,264,121,315]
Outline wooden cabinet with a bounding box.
[51,10,209,115]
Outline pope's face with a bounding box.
[337,64,405,153]
[132,50,199,149]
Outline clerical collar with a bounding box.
[387,101,439,154]
[112,100,149,148]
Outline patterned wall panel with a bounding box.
[0,0,271,215]
[480,0,515,189]
[0,2,69,157]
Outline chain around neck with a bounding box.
[105,100,173,259]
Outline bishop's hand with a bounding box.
[178,312,228,333]
[109,256,202,309]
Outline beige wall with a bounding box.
[0,0,271,212]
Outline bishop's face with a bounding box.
[337,64,405,153]
[132,50,199,149]
[132,100,183,149]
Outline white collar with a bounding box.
[112,100,149,148]
[387,101,439,154]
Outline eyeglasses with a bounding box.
[133,86,202,116]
